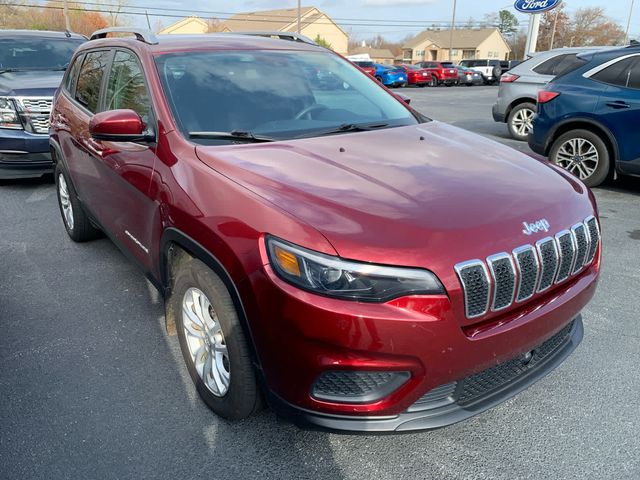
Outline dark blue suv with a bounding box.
[529,45,640,187]
[1,30,84,179]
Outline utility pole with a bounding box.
[145,10,151,30]
[624,0,636,45]
[448,0,457,61]
[63,0,71,31]
[549,8,560,49]
[297,0,301,34]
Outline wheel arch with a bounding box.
[159,228,265,374]
[505,97,537,120]
[545,119,619,171]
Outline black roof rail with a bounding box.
[224,31,317,46]
[90,27,158,45]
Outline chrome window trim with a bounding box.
[535,236,559,293]
[487,252,517,312]
[582,53,640,79]
[454,259,491,319]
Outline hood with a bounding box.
[0,70,64,96]
[195,121,595,290]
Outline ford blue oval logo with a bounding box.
[514,0,562,14]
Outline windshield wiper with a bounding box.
[293,121,391,139]
[188,130,276,143]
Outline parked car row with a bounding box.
[353,60,488,87]
[1,28,602,434]
[492,43,639,187]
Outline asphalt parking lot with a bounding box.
[1,86,639,480]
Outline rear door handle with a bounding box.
[605,101,630,109]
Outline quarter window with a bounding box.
[591,56,640,89]
[105,51,151,123]
[533,54,586,77]
[75,51,111,113]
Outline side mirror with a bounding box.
[89,109,152,142]
[394,93,411,105]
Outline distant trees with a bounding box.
[0,1,118,36]
[314,35,333,50]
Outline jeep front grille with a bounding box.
[454,216,599,319]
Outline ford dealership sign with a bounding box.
[514,0,561,14]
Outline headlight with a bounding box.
[266,236,444,302]
[0,97,22,130]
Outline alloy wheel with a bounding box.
[555,138,600,181]
[58,173,74,231]
[512,107,534,137]
[182,287,230,397]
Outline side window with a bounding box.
[533,54,584,76]
[64,53,84,95]
[591,57,639,89]
[627,58,640,89]
[105,50,151,123]
[75,51,111,113]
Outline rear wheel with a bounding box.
[168,256,260,420]
[507,102,536,141]
[375,76,383,83]
[430,76,438,87]
[549,129,610,187]
[55,163,100,242]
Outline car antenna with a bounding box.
[65,30,72,38]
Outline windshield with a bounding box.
[155,50,421,144]
[0,37,84,71]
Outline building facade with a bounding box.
[402,28,511,64]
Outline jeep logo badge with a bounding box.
[522,219,551,235]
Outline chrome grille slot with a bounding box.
[20,98,53,111]
[28,116,50,134]
[454,261,490,318]
[487,253,516,311]
[554,230,576,284]
[571,223,588,274]
[513,245,539,302]
[13,96,53,134]
[454,216,597,319]
[584,216,600,264]
[536,237,559,292]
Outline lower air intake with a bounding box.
[312,370,410,404]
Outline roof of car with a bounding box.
[82,33,326,54]
[0,29,86,39]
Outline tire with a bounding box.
[168,256,260,420]
[55,163,100,242]
[430,76,438,87]
[375,76,383,83]
[492,65,502,81]
[507,102,536,141]
[549,129,610,187]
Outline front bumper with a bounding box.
[242,246,598,431]
[0,130,52,179]
[271,317,583,432]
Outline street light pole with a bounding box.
[297,0,301,34]
[624,0,636,45]
[448,0,457,61]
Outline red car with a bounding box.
[416,61,459,86]
[395,64,432,87]
[352,60,376,77]
[50,29,601,432]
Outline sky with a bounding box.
[102,0,639,41]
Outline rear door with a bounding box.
[590,54,640,171]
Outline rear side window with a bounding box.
[591,56,640,89]
[75,51,111,113]
[105,51,151,123]
[64,53,84,95]
[533,54,586,76]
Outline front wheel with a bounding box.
[507,102,536,141]
[168,256,260,420]
[549,129,610,187]
[375,76,383,83]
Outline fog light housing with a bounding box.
[311,370,410,403]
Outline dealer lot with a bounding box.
[1,86,639,480]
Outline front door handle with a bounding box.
[605,101,630,109]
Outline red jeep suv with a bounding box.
[50,29,601,432]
